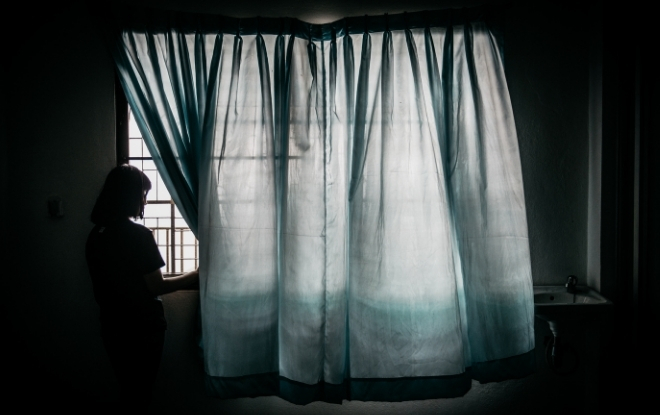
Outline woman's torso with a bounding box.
[86,219,166,335]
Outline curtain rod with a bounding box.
[96,3,510,41]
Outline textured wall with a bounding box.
[506,3,590,286]
[4,1,118,405]
[3,0,596,413]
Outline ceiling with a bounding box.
[116,0,503,23]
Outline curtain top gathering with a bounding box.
[102,4,506,39]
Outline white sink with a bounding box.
[534,286,612,335]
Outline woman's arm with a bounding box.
[143,268,199,296]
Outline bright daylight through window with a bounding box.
[127,109,198,275]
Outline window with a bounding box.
[116,80,199,275]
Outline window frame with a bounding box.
[115,73,198,276]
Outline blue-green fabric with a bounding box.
[111,26,223,235]
[110,7,535,403]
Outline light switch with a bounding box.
[47,196,64,218]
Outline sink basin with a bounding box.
[534,286,612,334]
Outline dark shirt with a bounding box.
[86,219,167,336]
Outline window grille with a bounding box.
[125,109,199,275]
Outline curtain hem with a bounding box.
[204,349,535,405]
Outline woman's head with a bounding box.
[91,164,152,225]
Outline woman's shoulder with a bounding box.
[93,219,153,238]
[121,220,154,236]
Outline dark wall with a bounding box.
[598,2,658,407]
[2,1,118,408]
[505,2,590,285]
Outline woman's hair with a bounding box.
[91,164,152,225]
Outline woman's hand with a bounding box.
[143,267,199,296]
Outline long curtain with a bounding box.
[110,7,535,403]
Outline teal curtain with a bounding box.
[110,7,535,404]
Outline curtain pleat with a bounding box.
[111,9,535,403]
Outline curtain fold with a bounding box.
[109,7,534,404]
[111,25,223,235]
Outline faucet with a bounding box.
[565,275,578,294]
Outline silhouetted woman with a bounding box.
[86,164,198,411]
